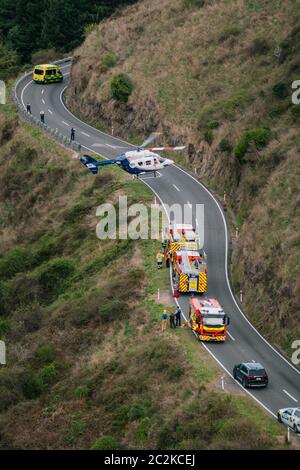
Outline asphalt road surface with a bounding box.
[15,63,300,420]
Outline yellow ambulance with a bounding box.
[32,64,63,84]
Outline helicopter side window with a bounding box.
[146,160,152,166]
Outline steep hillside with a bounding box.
[0,103,287,449]
[66,0,300,356]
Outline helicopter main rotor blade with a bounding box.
[140,132,162,148]
[144,146,185,151]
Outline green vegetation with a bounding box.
[234,128,271,161]
[183,0,205,8]
[91,436,118,450]
[110,73,134,102]
[204,129,213,145]
[272,81,289,99]
[102,51,118,71]
[0,0,138,65]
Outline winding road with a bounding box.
[15,62,300,421]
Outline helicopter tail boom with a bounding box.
[80,155,118,175]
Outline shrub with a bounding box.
[0,370,24,411]
[0,318,10,338]
[183,0,205,8]
[23,307,43,333]
[0,281,9,315]
[248,38,270,55]
[74,385,89,399]
[102,52,117,70]
[98,299,125,323]
[219,138,232,153]
[37,258,75,301]
[22,371,43,399]
[34,239,57,264]
[66,419,86,445]
[39,364,57,386]
[135,417,151,444]
[128,401,147,421]
[207,120,219,129]
[234,128,271,161]
[204,129,213,145]
[0,247,33,280]
[272,81,288,99]
[167,365,185,380]
[91,435,118,450]
[83,23,98,38]
[35,346,55,366]
[110,74,134,103]
[290,105,300,120]
[268,104,288,118]
[63,203,91,224]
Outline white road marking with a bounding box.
[42,98,45,104]
[20,80,32,109]
[41,89,44,95]
[81,131,90,137]
[48,109,53,115]
[172,184,180,192]
[227,331,236,341]
[283,389,298,403]
[187,201,192,209]
[195,219,199,226]
[62,121,70,127]
[105,143,126,149]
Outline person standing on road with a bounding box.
[175,306,182,327]
[70,127,75,141]
[40,110,45,124]
[26,103,31,114]
[169,310,176,329]
[156,250,164,269]
[165,250,171,268]
[161,310,168,332]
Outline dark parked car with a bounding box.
[233,362,268,388]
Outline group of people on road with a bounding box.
[161,306,182,331]
[26,103,76,141]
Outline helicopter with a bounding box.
[80,133,185,177]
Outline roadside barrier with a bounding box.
[12,57,82,153]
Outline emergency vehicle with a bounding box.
[32,64,63,84]
[189,298,230,341]
[169,224,207,293]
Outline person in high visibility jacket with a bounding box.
[161,309,168,332]
[156,250,164,269]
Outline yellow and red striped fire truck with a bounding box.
[169,224,207,294]
[189,298,230,342]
